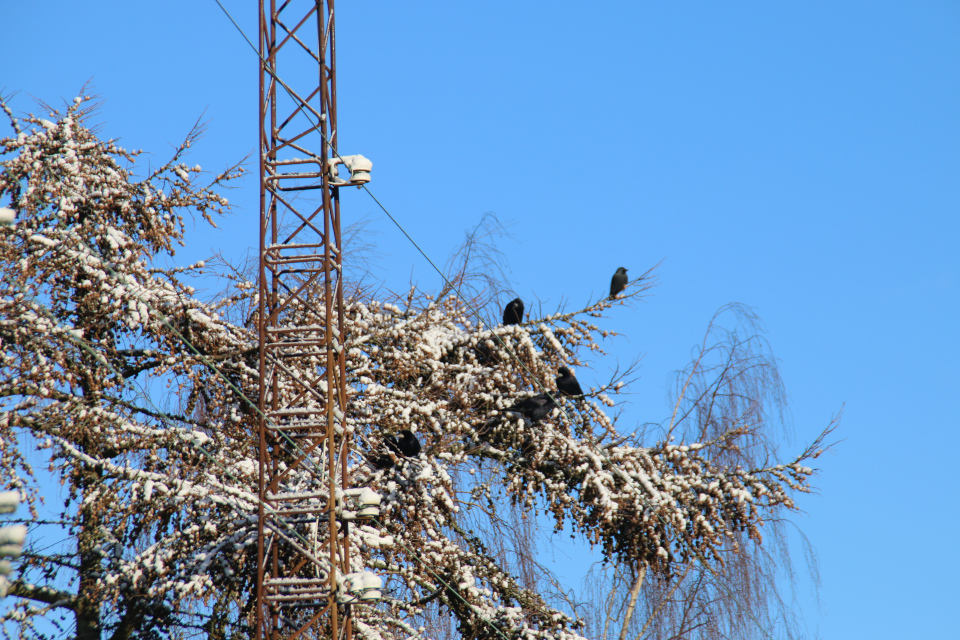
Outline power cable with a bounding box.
[205,3,788,637]
[356,193,778,639]
[11,221,523,638]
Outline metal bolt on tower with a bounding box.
[257,1,373,637]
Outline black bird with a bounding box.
[504,393,558,423]
[555,366,583,397]
[390,429,422,457]
[371,429,421,469]
[502,298,524,326]
[609,267,628,299]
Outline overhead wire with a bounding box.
[204,2,788,637]
[9,225,518,638]
[363,200,778,640]
[196,8,529,635]
[211,3,781,637]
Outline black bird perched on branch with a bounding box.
[502,298,524,326]
[504,393,558,423]
[371,429,421,469]
[609,267,628,299]
[555,366,583,397]
[390,429,421,457]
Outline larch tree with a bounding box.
[0,95,253,640]
[0,95,833,640]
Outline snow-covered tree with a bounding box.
[574,306,837,640]
[318,285,832,640]
[0,94,253,639]
[0,95,833,640]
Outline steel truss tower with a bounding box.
[257,1,362,638]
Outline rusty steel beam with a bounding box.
[257,0,351,638]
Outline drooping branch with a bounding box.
[8,581,76,610]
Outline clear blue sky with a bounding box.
[4,2,959,638]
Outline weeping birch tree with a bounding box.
[575,305,835,640]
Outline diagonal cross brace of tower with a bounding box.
[256,1,364,637]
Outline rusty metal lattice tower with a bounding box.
[257,0,359,637]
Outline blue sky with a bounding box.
[4,1,959,638]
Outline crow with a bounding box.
[555,366,583,397]
[502,298,524,326]
[371,429,421,469]
[391,429,421,457]
[504,393,558,423]
[609,267,628,299]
